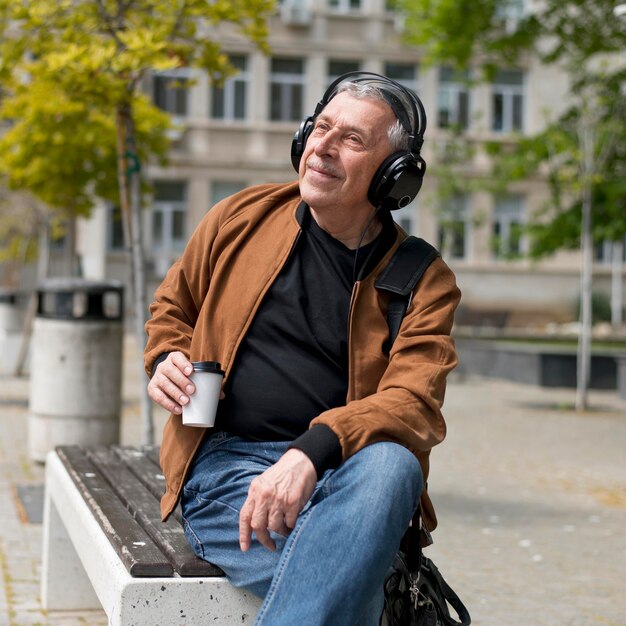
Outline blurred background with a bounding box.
[2,0,626,392]
[0,3,625,625]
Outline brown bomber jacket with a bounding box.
[144,181,461,532]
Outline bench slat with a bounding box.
[88,447,222,577]
[110,445,166,500]
[111,445,185,525]
[56,446,174,577]
[111,446,183,525]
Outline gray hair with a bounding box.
[336,81,411,152]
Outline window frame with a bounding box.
[492,194,526,259]
[269,57,306,122]
[437,66,471,130]
[211,55,249,121]
[491,70,525,133]
[151,181,188,262]
[152,69,192,117]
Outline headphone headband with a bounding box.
[313,71,427,155]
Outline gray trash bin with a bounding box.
[28,279,124,462]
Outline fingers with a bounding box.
[239,496,277,552]
[267,508,291,537]
[239,451,318,553]
[251,514,276,552]
[147,351,195,414]
[239,500,289,553]
[239,498,254,552]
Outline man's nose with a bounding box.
[314,129,339,156]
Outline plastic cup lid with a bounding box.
[191,361,224,374]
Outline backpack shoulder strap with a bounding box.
[375,236,440,351]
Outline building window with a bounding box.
[328,0,361,11]
[384,62,419,93]
[492,69,524,133]
[328,60,361,85]
[153,70,191,117]
[151,181,187,276]
[438,194,468,260]
[492,194,525,258]
[211,181,247,206]
[438,66,470,129]
[270,58,305,122]
[106,205,125,251]
[211,55,248,121]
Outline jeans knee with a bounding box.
[351,442,423,509]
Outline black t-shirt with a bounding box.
[214,206,397,474]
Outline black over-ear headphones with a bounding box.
[291,71,427,211]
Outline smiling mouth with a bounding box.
[306,160,341,179]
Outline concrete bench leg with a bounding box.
[41,460,101,610]
[41,450,261,625]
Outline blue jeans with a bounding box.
[181,431,423,626]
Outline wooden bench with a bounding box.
[42,445,261,625]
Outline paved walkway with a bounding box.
[0,335,625,625]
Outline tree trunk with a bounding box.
[575,114,594,412]
[129,138,154,446]
[611,239,623,328]
[116,103,154,445]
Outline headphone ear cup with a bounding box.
[291,116,315,172]
[368,153,426,210]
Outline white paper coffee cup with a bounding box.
[182,361,224,428]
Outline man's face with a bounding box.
[298,92,396,216]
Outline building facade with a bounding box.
[73,0,624,327]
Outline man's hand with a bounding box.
[239,449,317,552]
[147,351,195,414]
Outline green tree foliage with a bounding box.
[486,71,626,258]
[0,0,273,251]
[0,0,274,435]
[0,80,169,217]
[401,0,535,76]
[396,0,625,73]
[397,0,626,255]
[397,0,626,408]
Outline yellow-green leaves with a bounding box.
[0,0,272,222]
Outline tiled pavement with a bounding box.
[1,335,625,625]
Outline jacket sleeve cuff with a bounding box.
[151,352,170,378]
[288,424,342,479]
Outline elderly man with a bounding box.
[145,72,460,625]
